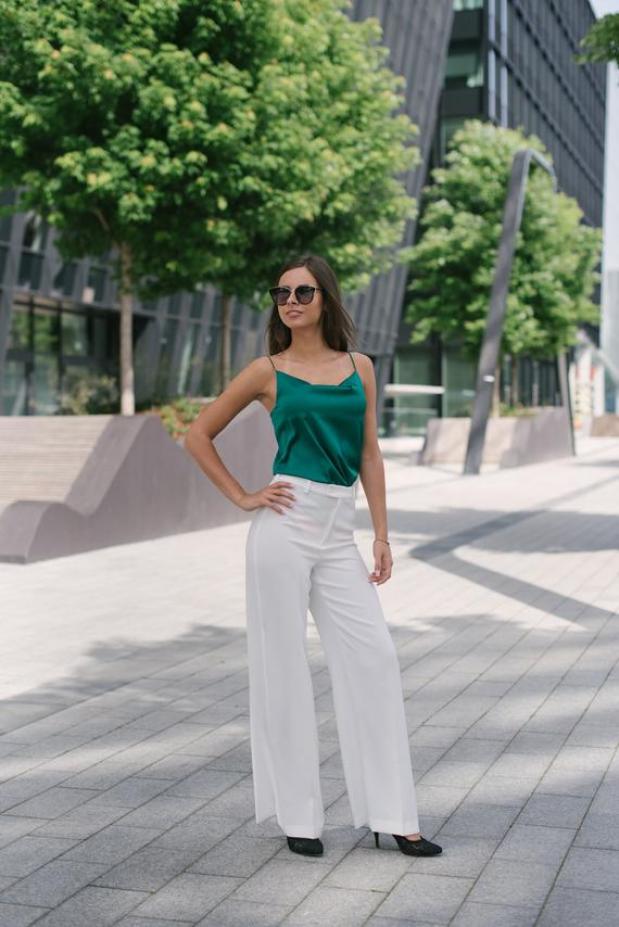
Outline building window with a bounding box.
[440,116,467,159]
[453,0,483,9]
[61,311,88,356]
[154,317,179,399]
[190,290,205,320]
[53,262,77,296]
[86,266,107,303]
[445,45,484,89]
[21,212,47,251]
[168,293,183,317]
[175,322,202,396]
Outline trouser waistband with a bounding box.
[272,472,357,499]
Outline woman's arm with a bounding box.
[184,357,270,507]
[356,353,393,584]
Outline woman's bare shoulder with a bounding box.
[351,352,374,371]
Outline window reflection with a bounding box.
[445,47,483,89]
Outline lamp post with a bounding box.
[463,148,574,474]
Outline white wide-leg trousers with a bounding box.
[245,472,420,839]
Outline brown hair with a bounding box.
[264,254,358,356]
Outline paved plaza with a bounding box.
[1,433,619,926]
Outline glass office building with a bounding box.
[0,0,456,418]
[0,0,606,430]
[391,0,606,436]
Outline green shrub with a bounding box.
[142,397,204,440]
[58,372,119,414]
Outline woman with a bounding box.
[185,254,441,859]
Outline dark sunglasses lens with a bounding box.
[296,286,315,304]
[270,287,290,305]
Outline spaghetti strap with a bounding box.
[348,351,357,373]
[266,355,277,371]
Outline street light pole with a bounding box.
[462,148,573,474]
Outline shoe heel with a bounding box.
[373,830,380,848]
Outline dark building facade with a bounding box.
[392,0,607,435]
[0,0,454,419]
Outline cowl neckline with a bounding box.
[275,369,359,388]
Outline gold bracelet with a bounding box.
[374,538,390,545]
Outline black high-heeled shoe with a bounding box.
[373,830,442,856]
[286,835,324,856]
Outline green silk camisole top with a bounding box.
[267,351,366,487]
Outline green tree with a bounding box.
[578,12,619,67]
[406,119,601,412]
[0,0,418,411]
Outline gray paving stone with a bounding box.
[504,731,566,755]
[0,859,108,907]
[0,902,49,926]
[187,832,281,878]
[420,760,490,788]
[412,784,469,818]
[536,763,604,797]
[574,811,619,850]
[30,802,130,839]
[567,722,619,748]
[149,811,240,853]
[60,824,161,864]
[0,836,79,878]
[556,846,619,891]
[465,774,538,807]
[409,725,468,749]
[23,886,149,926]
[282,885,380,926]
[494,823,575,864]
[439,803,520,839]
[164,768,244,801]
[365,920,444,927]
[85,776,173,808]
[196,898,290,926]
[133,753,213,782]
[197,782,256,820]
[60,759,151,790]
[588,781,619,815]
[2,436,618,927]
[321,846,409,891]
[128,872,241,921]
[230,858,330,906]
[440,737,507,764]
[92,845,204,891]
[3,787,99,820]
[406,835,500,878]
[113,794,207,829]
[537,886,619,927]
[465,857,558,906]
[0,771,80,813]
[117,919,193,927]
[0,818,49,850]
[517,792,590,828]
[451,901,539,926]
[372,872,474,923]
[485,751,553,779]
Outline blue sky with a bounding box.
[590,0,619,271]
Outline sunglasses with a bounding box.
[269,285,324,306]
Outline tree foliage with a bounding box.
[0,0,419,304]
[406,120,602,362]
[578,12,619,67]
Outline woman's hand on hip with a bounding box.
[236,480,297,514]
[370,540,392,584]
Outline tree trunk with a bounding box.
[219,292,231,392]
[118,243,135,415]
[511,354,519,405]
[491,355,501,417]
